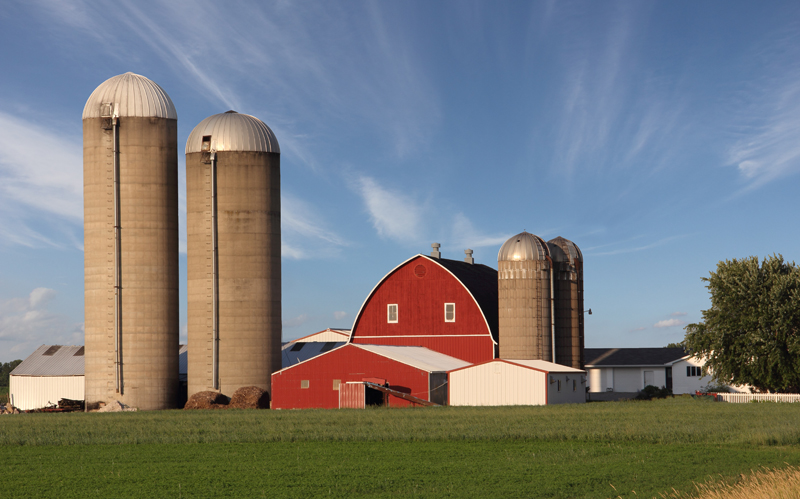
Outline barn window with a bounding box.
[387,304,398,323]
[444,303,455,322]
[333,379,341,391]
[301,380,310,389]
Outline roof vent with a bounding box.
[431,243,441,259]
[43,345,62,356]
[464,249,474,264]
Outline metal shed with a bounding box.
[9,345,85,411]
[448,359,585,406]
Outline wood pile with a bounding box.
[228,386,270,409]
[58,398,85,411]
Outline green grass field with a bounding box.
[1,397,799,498]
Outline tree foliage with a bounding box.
[0,360,23,387]
[684,255,800,393]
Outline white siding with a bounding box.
[9,376,84,411]
[588,367,668,393]
[670,357,750,395]
[449,361,585,406]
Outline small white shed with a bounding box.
[448,359,586,406]
[9,345,85,410]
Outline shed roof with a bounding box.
[291,329,350,343]
[449,358,584,374]
[584,347,687,367]
[10,345,85,376]
[353,344,471,373]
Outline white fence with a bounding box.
[716,393,800,403]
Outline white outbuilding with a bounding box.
[9,345,85,411]
[448,359,586,406]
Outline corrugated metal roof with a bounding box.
[353,344,471,373]
[547,236,583,263]
[82,72,177,120]
[584,348,687,367]
[502,359,585,373]
[292,329,351,343]
[10,345,85,376]
[185,111,280,154]
[281,341,346,368]
[497,231,550,262]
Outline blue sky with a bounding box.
[1,1,799,362]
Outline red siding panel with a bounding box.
[271,345,431,409]
[351,256,495,364]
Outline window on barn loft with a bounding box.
[387,304,398,323]
[444,303,455,322]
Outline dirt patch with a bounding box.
[184,391,230,410]
[228,386,270,409]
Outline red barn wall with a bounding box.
[350,256,495,363]
[271,345,432,409]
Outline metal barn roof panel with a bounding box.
[503,359,585,373]
[185,111,280,154]
[10,345,85,376]
[353,344,471,373]
[281,341,346,368]
[82,72,177,120]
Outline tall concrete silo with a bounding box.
[83,72,179,410]
[186,111,281,398]
[497,231,553,361]
[547,237,585,369]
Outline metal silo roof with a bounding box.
[185,111,280,154]
[82,72,177,120]
[497,231,550,262]
[547,236,583,263]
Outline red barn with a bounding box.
[348,255,498,364]
[271,343,470,409]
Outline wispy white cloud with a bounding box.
[587,234,688,257]
[355,176,423,243]
[0,111,83,249]
[0,288,84,362]
[283,314,310,329]
[281,193,348,260]
[725,29,800,191]
[333,311,347,321]
[670,311,687,317]
[654,318,685,328]
[449,213,510,249]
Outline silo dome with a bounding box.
[547,236,583,264]
[82,72,177,120]
[497,231,550,262]
[185,111,280,154]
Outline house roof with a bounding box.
[353,344,472,373]
[584,347,687,367]
[433,257,499,342]
[10,345,85,376]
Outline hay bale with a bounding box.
[184,391,230,410]
[228,386,270,409]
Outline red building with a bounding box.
[271,343,470,409]
[348,254,498,364]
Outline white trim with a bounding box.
[387,304,398,323]
[445,303,455,322]
[348,254,497,345]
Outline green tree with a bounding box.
[664,342,684,349]
[0,360,23,387]
[684,255,800,393]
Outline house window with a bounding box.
[444,303,455,322]
[687,366,702,377]
[301,380,310,389]
[387,304,398,323]
[333,379,341,391]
